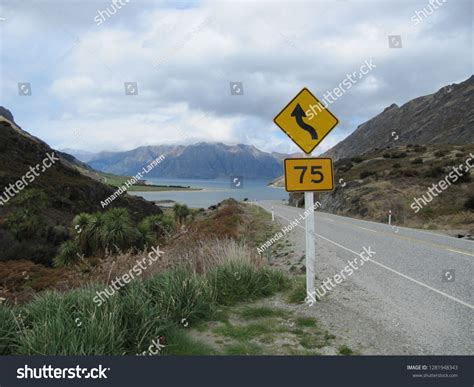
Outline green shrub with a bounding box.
[411,158,423,164]
[434,150,446,157]
[360,171,375,179]
[0,305,18,355]
[137,214,175,247]
[5,190,47,241]
[401,169,419,177]
[46,225,69,245]
[350,156,363,163]
[390,152,407,159]
[53,240,81,267]
[424,166,445,178]
[173,204,191,223]
[17,289,125,355]
[6,208,45,241]
[414,145,427,152]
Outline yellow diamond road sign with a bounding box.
[274,87,339,154]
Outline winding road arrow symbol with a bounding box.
[291,104,318,140]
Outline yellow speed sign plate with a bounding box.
[274,88,339,154]
[284,158,334,192]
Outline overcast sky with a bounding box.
[0,0,472,155]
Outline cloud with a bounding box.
[0,0,472,153]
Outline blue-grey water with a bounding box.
[129,178,288,208]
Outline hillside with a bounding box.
[290,144,474,237]
[324,75,474,160]
[0,109,161,265]
[73,143,286,180]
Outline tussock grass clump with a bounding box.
[209,262,289,306]
[0,305,18,355]
[145,267,215,324]
[17,289,125,355]
[119,281,172,353]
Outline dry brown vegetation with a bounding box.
[312,144,474,237]
[0,200,273,304]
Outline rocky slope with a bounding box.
[290,144,474,237]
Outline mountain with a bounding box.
[324,75,474,160]
[0,107,161,264]
[75,143,286,180]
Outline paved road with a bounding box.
[257,200,473,355]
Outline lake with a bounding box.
[129,178,288,208]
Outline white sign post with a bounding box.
[304,153,316,299]
[273,87,338,305]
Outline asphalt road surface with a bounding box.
[257,200,473,355]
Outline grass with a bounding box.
[286,276,307,304]
[209,261,289,306]
[238,306,289,320]
[17,289,126,355]
[1,260,289,355]
[338,345,355,355]
[214,321,275,342]
[162,328,217,355]
[145,267,216,324]
[224,342,263,355]
[0,305,17,355]
[295,317,316,328]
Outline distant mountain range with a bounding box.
[324,75,474,160]
[69,143,287,180]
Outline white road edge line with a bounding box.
[265,206,474,310]
[446,248,474,257]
